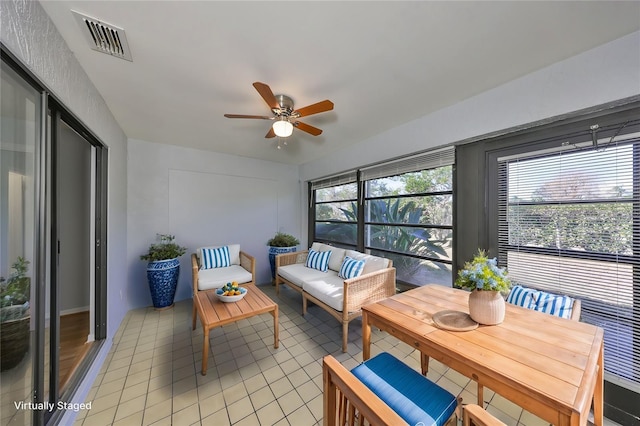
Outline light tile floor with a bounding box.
[73,285,619,426]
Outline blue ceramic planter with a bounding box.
[268,246,297,280]
[147,258,180,309]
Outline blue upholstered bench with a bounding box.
[351,352,458,426]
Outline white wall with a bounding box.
[300,31,640,182]
[127,139,301,308]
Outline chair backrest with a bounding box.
[506,285,581,321]
[463,404,506,426]
[323,355,408,426]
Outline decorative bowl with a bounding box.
[216,286,247,303]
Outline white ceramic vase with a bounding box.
[468,290,505,325]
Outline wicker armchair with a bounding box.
[191,245,255,329]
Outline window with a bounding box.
[498,130,639,390]
[314,181,358,248]
[310,147,454,287]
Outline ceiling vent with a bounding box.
[72,10,133,62]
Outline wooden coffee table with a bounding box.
[192,283,279,375]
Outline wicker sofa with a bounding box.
[275,242,396,352]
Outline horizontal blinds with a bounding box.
[310,171,357,191]
[498,134,639,390]
[360,146,454,181]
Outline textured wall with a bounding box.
[1,0,126,147]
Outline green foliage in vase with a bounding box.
[140,234,187,262]
[267,232,300,247]
[455,249,510,293]
[0,257,30,309]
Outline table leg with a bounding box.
[593,343,604,426]
[273,306,279,349]
[201,327,210,375]
[362,311,371,361]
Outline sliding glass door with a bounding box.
[0,54,41,426]
[1,50,108,425]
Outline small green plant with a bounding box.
[0,257,31,309]
[266,232,300,247]
[455,249,511,293]
[140,234,187,262]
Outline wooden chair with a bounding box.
[191,244,255,329]
[463,404,506,426]
[323,353,460,426]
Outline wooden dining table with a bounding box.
[361,284,604,426]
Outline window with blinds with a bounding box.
[497,134,639,390]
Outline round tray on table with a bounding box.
[432,310,478,331]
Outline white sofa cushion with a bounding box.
[302,274,345,312]
[310,242,346,272]
[197,265,252,291]
[345,250,391,275]
[197,244,240,265]
[278,263,332,289]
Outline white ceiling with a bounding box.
[39,1,640,165]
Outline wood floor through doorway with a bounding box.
[59,311,92,393]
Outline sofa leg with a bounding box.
[342,322,348,352]
[302,295,307,316]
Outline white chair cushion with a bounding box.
[345,250,391,274]
[197,265,252,291]
[302,274,345,312]
[197,244,240,265]
[310,242,346,272]
[278,264,332,289]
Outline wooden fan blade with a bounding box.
[253,82,279,110]
[294,100,334,118]
[224,114,272,119]
[265,127,276,138]
[294,121,323,136]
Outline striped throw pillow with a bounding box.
[338,256,365,279]
[506,285,539,309]
[201,246,231,270]
[535,292,574,319]
[305,249,331,272]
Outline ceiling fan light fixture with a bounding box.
[272,119,293,137]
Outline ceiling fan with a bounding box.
[224,82,334,138]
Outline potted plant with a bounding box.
[141,234,187,310]
[455,249,511,325]
[0,257,31,371]
[266,232,300,281]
